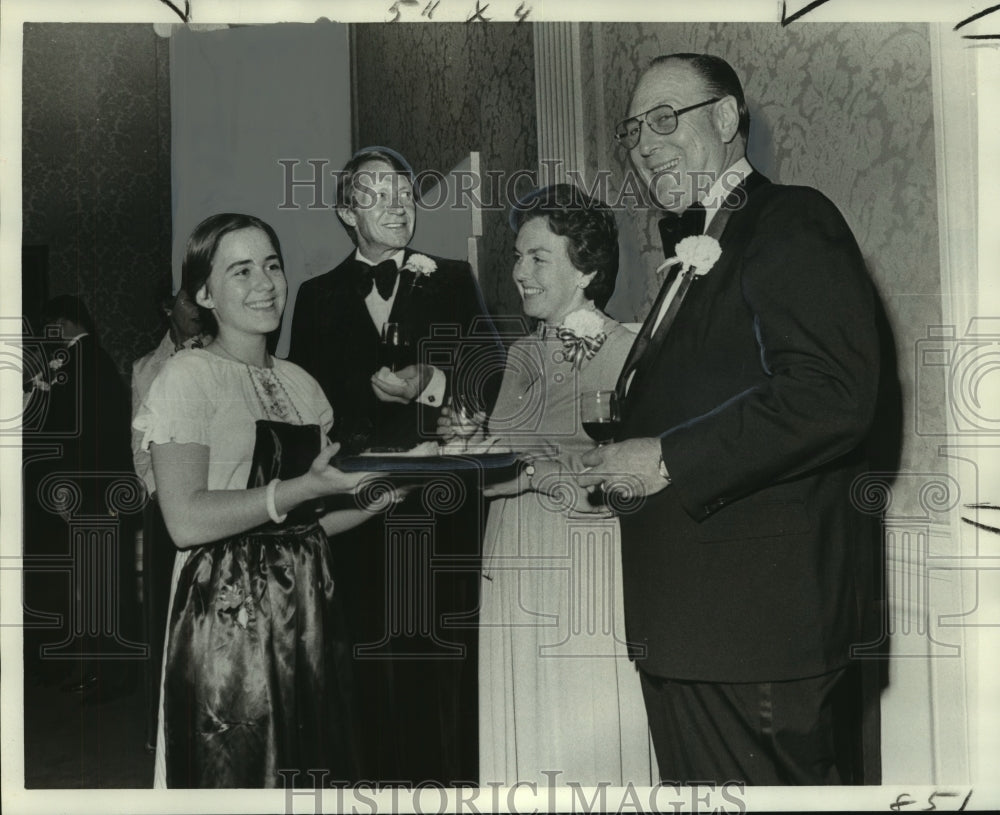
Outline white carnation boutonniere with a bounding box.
[658,234,722,277]
[556,308,608,369]
[28,351,69,392]
[404,253,437,290]
[29,372,51,392]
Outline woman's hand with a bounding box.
[319,483,412,535]
[482,469,531,498]
[358,482,413,512]
[483,458,612,517]
[153,440,378,548]
[437,403,487,444]
[482,458,556,499]
[302,442,370,498]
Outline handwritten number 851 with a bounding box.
[890,790,973,812]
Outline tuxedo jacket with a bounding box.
[288,249,501,452]
[618,173,881,683]
[32,334,133,516]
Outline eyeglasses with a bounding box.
[614,98,720,150]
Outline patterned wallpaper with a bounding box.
[22,24,173,378]
[587,21,941,486]
[21,21,941,489]
[352,23,537,320]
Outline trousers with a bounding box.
[639,667,847,785]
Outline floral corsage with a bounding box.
[556,308,608,369]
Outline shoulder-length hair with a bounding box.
[181,213,283,336]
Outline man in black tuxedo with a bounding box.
[289,147,500,784]
[580,54,881,784]
[290,147,496,453]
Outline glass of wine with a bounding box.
[381,322,412,372]
[446,392,482,451]
[580,390,620,446]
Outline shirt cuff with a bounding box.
[417,366,446,406]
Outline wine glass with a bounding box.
[446,391,484,451]
[580,390,620,446]
[381,322,412,372]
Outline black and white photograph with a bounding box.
[2,0,999,812]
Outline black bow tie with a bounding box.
[358,258,399,300]
[657,203,706,256]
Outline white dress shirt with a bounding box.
[649,158,753,336]
[356,248,405,337]
[355,248,446,406]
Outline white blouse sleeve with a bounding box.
[133,354,215,450]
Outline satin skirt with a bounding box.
[162,521,356,788]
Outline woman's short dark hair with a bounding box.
[510,184,619,310]
[181,213,283,337]
[42,294,96,336]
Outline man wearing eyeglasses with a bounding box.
[580,54,882,785]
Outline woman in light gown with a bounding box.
[134,213,380,787]
[449,185,655,787]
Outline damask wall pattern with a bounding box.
[589,22,942,488]
[22,24,173,378]
[352,23,537,320]
[20,21,941,488]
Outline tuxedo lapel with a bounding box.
[387,250,437,328]
[617,173,770,405]
[387,265,417,325]
[628,205,735,381]
[615,264,682,402]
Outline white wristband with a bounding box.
[265,478,288,524]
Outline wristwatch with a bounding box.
[657,454,672,485]
[521,461,537,489]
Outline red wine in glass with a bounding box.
[381,322,412,371]
[580,390,620,446]
[581,419,618,444]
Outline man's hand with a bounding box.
[371,364,432,404]
[577,438,669,511]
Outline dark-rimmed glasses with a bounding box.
[614,98,720,150]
